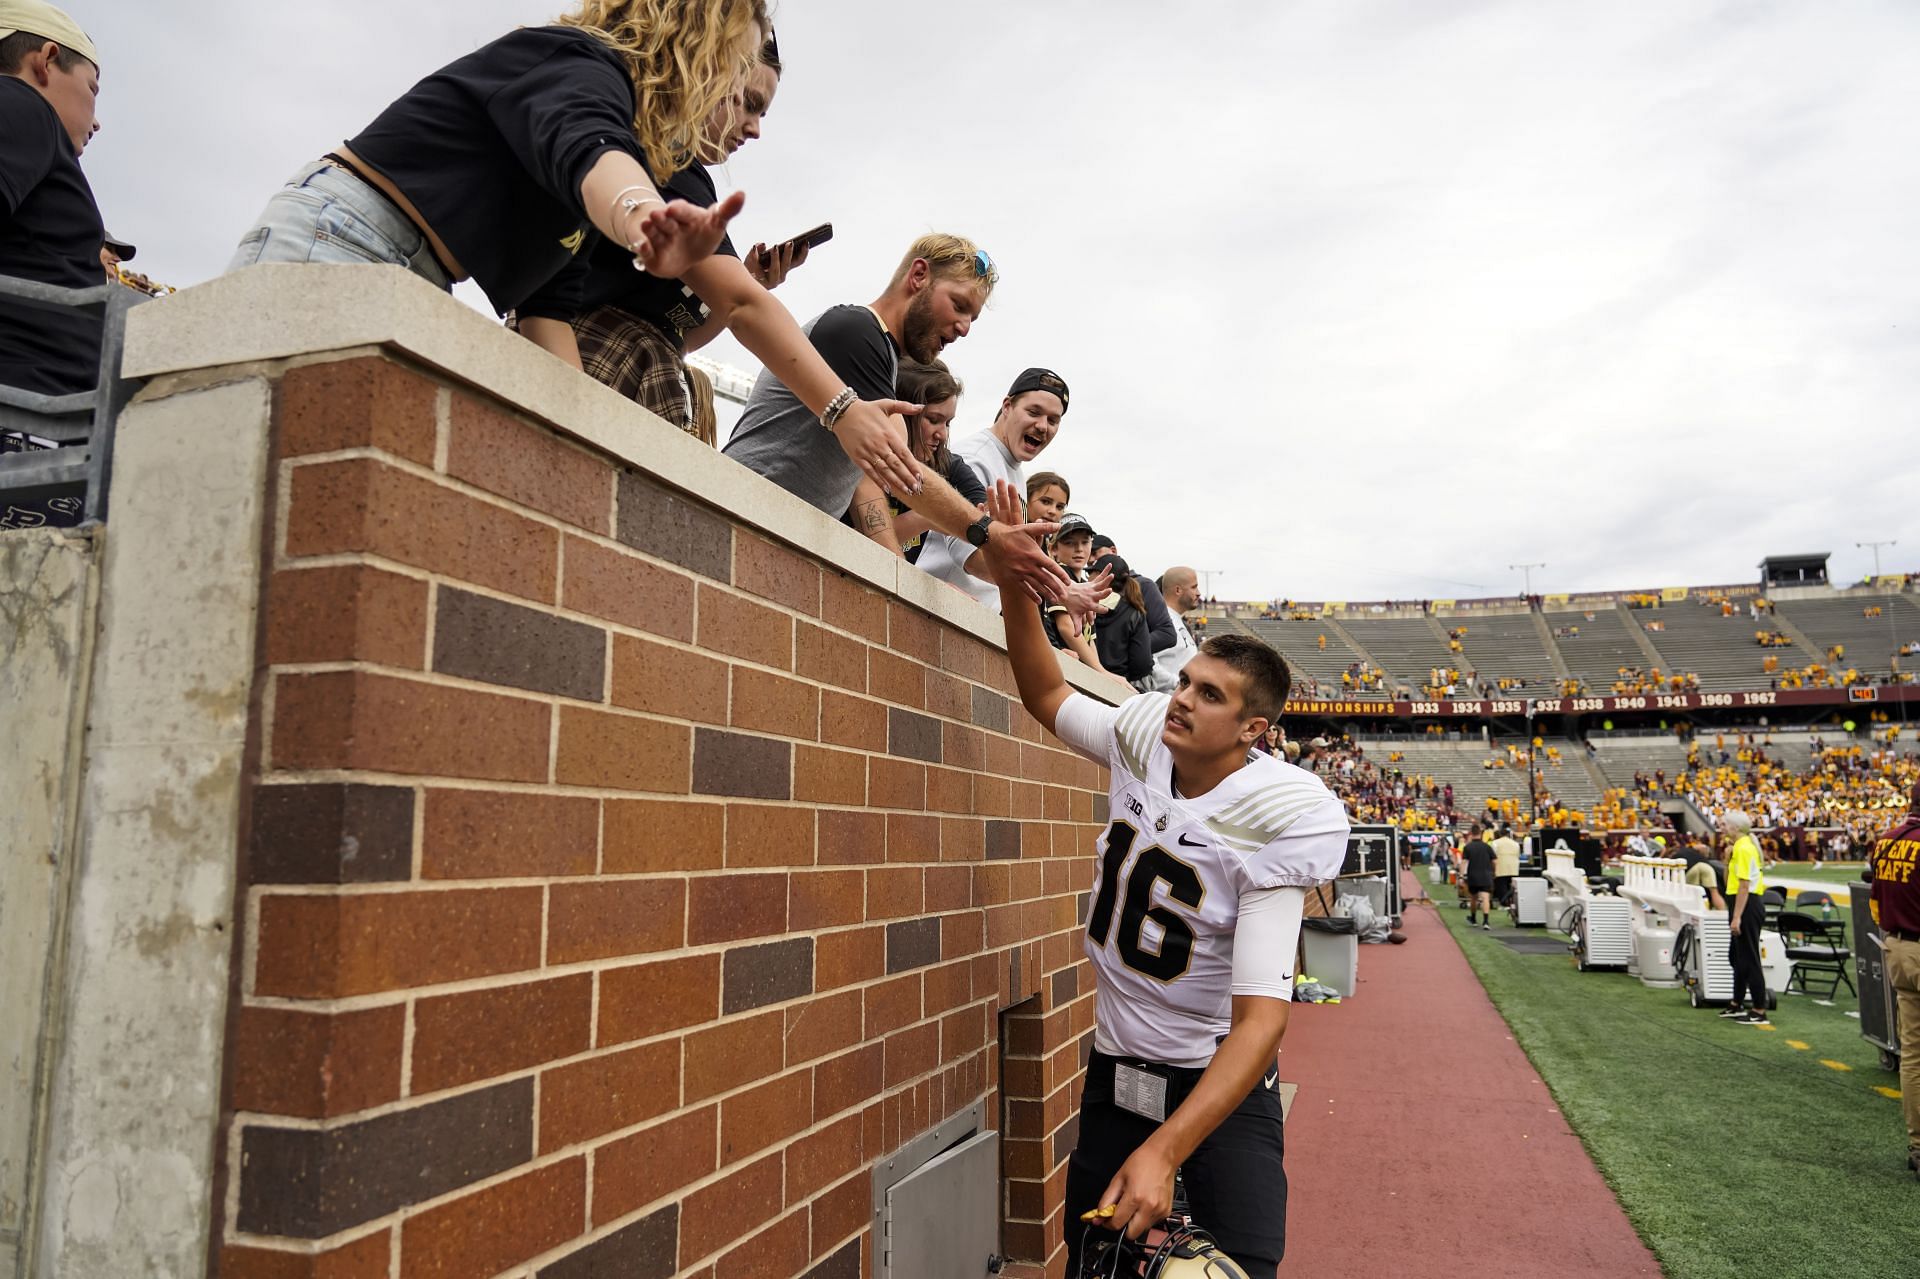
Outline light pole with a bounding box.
[1196,569,1226,601]
[1510,562,1546,598]
[1857,539,1897,582]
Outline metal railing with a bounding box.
[0,273,149,526]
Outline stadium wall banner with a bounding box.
[1286,684,1920,718]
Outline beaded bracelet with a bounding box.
[820,387,857,433]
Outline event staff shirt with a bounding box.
[723,305,896,516]
[1724,834,1766,899]
[0,77,103,396]
[347,26,649,315]
[519,160,736,336]
[1870,814,1920,935]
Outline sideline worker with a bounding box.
[1868,781,1920,1180]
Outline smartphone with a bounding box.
[759,222,832,268]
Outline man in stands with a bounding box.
[914,367,1070,612]
[1867,782,1920,1178]
[1147,566,1201,693]
[0,1,103,529]
[977,482,1346,1275]
[722,236,1069,607]
[1719,811,1771,1026]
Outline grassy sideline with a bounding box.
[1426,896,1914,1279]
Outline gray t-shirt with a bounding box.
[722,304,898,516]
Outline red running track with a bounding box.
[1275,877,1662,1278]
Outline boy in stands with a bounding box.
[978,483,1348,1274]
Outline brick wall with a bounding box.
[218,352,1115,1278]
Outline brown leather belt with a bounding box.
[319,152,458,281]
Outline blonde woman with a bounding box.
[228,0,920,493]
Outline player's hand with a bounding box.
[747,239,809,289]
[1058,568,1114,632]
[631,190,745,278]
[832,400,923,496]
[979,481,1068,599]
[1093,1142,1178,1241]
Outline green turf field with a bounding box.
[1768,862,1872,888]
[1431,902,1912,1279]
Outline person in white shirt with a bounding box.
[915,367,1068,611]
[975,484,1347,1274]
[1146,565,1200,693]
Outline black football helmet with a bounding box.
[1076,1220,1253,1279]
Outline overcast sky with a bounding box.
[78,0,1920,600]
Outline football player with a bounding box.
[978,482,1349,1276]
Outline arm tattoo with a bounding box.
[857,499,889,532]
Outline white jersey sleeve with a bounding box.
[1203,761,1351,892]
[1231,885,1306,1000]
[1051,691,1126,767]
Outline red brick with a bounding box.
[285,456,556,602]
[814,926,884,991]
[783,988,862,1066]
[599,952,720,1045]
[714,1207,810,1279]
[272,670,549,783]
[812,1044,883,1121]
[421,789,597,879]
[446,394,612,533]
[231,1004,403,1119]
[869,757,926,811]
[821,573,888,641]
[603,797,723,871]
[941,817,986,861]
[720,1069,812,1163]
[610,633,729,723]
[817,809,885,866]
[726,803,815,868]
[411,973,591,1093]
[222,1230,392,1279]
[924,668,972,721]
[863,973,922,1038]
[867,867,924,920]
[795,621,867,692]
[562,534,695,641]
[279,355,436,465]
[265,563,427,668]
[592,1105,718,1225]
[924,865,972,913]
[730,667,819,739]
[810,1175,870,1262]
[887,603,942,660]
[886,813,939,863]
[696,584,793,670]
[734,532,822,617]
[679,1151,783,1267]
[793,745,866,806]
[887,1013,940,1083]
[941,723,987,770]
[688,872,786,944]
[789,869,865,930]
[941,910,984,957]
[554,706,691,793]
[547,879,686,963]
[684,1010,785,1103]
[819,690,886,751]
[785,1112,866,1204]
[867,649,925,708]
[254,887,542,998]
[399,1157,584,1279]
[540,1039,681,1151]
[922,960,974,1017]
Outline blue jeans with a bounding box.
[227,160,452,289]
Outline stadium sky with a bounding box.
[81,0,1920,601]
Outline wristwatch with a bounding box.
[964,516,993,548]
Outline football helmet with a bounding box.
[1077,1220,1253,1279]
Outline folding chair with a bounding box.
[1775,911,1854,999]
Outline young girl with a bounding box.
[227,0,918,493]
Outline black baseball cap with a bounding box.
[1054,512,1094,540]
[1090,533,1116,555]
[103,232,136,261]
[1006,367,1068,412]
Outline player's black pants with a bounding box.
[1064,1050,1287,1276]
[1730,897,1768,1008]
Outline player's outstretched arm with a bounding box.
[982,481,1074,735]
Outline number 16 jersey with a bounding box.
[1053,692,1350,1067]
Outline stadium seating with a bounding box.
[1630,601,1808,691]
[1546,605,1653,692]
[1340,616,1458,692]
[1240,617,1368,690]
[1353,737,1601,818]
[1588,733,1691,783]
[1452,610,1560,689]
[1772,594,1920,681]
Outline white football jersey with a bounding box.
[1054,692,1350,1067]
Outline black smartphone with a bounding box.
[759,222,832,268]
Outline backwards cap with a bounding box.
[0,0,99,64]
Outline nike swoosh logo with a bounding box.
[1178,833,1204,848]
[1263,1069,1279,1090]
